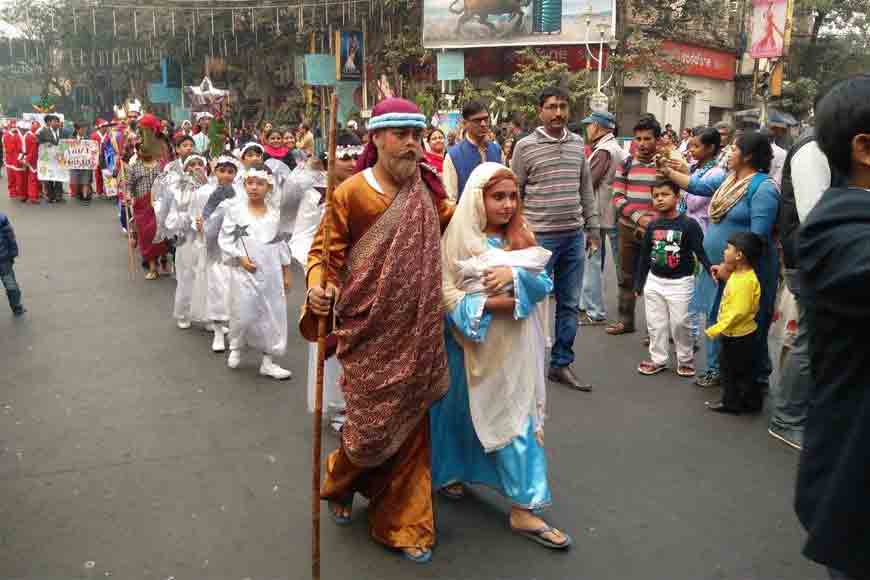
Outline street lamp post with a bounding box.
[584,3,614,112]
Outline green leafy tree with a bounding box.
[779,0,870,119]
[610,0,733,125]
[459,49,594,125]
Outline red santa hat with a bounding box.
[137,113,163,135]
[95,118,110,129]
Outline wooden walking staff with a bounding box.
[312,92,339,580]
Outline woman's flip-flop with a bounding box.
[511,524,573,550]
[328,499,352,526]
[401,547,433,564]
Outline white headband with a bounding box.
[336,144,365,158]
[214,155,240,170]
[240,142,264,157]
[243,168,274,186]
[183,155,207,169]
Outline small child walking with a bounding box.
[0,211,25,316]
[635,180,712,377]
[218,162,293,380]
[705,232,763,414]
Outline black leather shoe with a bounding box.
[548,366,592,392]
[705,400,741,414]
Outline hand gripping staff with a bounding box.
[312,92,338,580]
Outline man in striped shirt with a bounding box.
[512,87,600,391]
[606,116,662,336]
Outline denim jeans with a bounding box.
[579,228,619,321]
[769,270,810,440]
[697,268,720,375]
[0,259,22,313]
[539,231,585,369]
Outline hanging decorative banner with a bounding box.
[435,109,462,135]
[37,139,99,183]
[750,0,788,59]
[294,55,306,84]
[305,54,337,86]
[335,29,363,81]
[437,50,465,81]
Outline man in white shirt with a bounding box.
[768,129,836,452]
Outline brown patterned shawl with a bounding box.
[334,169,449,468]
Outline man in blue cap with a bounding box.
[578,111,627,325]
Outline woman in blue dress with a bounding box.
[662,131,780,403]
[431,162,571,550]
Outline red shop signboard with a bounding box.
[464,42,734,82]
[465,45,609,78]
[660,41,736,81]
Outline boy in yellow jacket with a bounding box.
[705,232,763,414]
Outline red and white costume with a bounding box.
[3,122,25,199]
[92,118,115,196]
[24,122,41,202]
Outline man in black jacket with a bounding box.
[37,114,64,203]
[795,74,870,580]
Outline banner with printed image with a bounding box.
[37,139,99,183]
[422,0,614,49]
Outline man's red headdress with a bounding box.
[355,98,446,202]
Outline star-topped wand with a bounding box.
[230,223,251,260]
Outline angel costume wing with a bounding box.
[268,164,320,245]
[165,172,206,244]
[264,158,292,189]
[202,184,240,263]
[152,168,182,243]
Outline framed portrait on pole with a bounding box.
[336,30,364,81]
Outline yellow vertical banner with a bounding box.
[770,61,783,97]
[783,0,796,54]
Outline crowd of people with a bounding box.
[2,73,868,578]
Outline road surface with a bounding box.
[0,180,822,579]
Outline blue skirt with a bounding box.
[429,331,552,511]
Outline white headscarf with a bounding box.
[441,162,551,451]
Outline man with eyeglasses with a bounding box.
[443,101,503,201]
[512,87,601,391]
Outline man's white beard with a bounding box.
[383,155,418,184]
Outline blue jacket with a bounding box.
[447,139,502,199]
[0,212,19,262]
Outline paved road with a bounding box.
[0,179,822,580]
